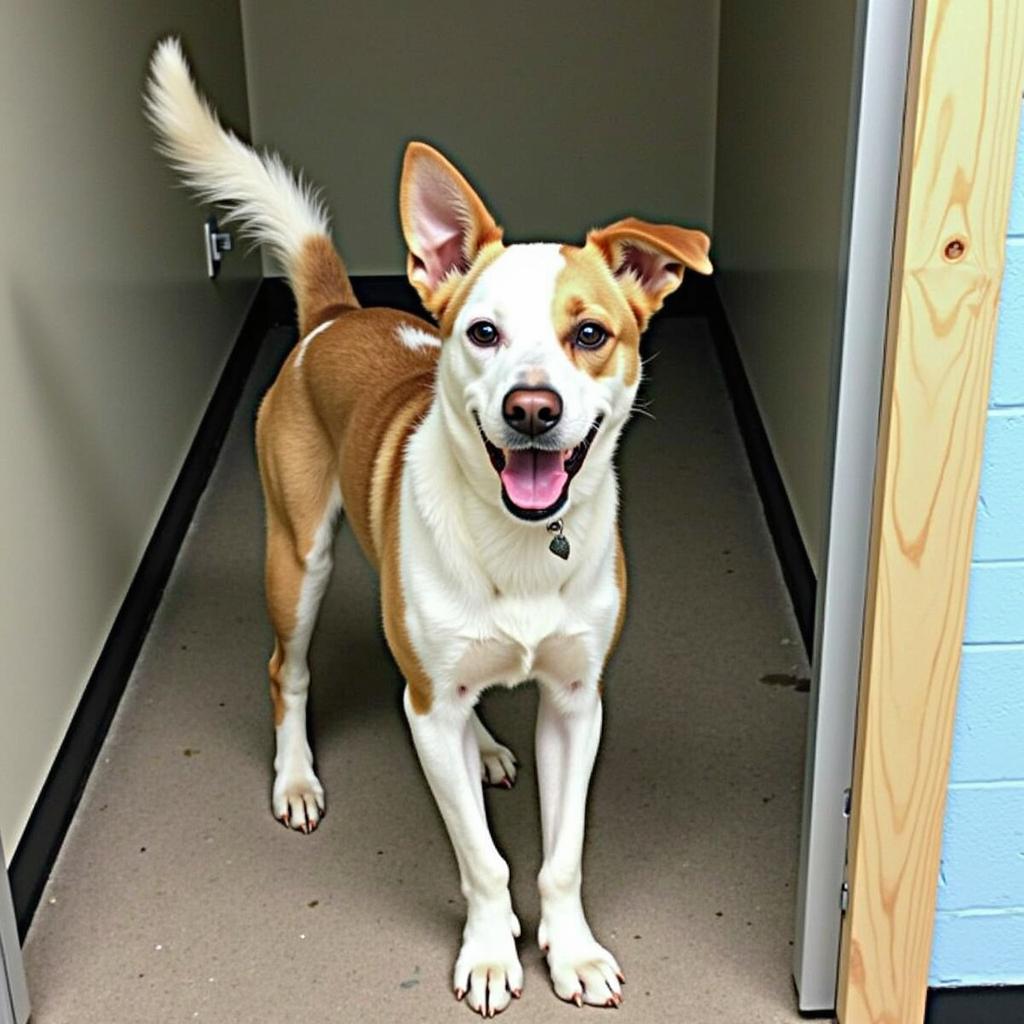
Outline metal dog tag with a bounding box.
[547,520,570,560]
[549,534,570,559]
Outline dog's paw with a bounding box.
[272,770,325,833]
[539,920,624,1008]
[479,741,517,789]
[453,915,524,1017]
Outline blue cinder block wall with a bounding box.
[929,107,1024,987]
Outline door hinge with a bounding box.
[840,785,852,914]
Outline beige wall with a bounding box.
[713,0,858,572]
[0,4,260,852]
[240,0,720,275]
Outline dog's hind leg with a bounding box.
[264,489,339,832]
[471,712,518,789]
[258,402,340,833]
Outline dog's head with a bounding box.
[400,142,712,523]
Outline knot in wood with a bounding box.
[943,237,967,261]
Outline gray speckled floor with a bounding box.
[23,315,810,1023]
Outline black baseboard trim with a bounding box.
[926,985,1024,1023]
[261,273,429,321]
[9,279,289,939]
[260,267,713,323]
[663,270,717,318]
[704,279,817,655]
[350,274,426,316]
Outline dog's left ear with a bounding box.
[587,218,713,328]
[399,142,504,317]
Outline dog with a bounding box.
[145,37,712,1016]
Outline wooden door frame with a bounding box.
[837,2,1024,1022]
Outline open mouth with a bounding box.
[474,415,604,521]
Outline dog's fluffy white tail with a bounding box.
[145,37,330,280]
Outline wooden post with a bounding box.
[837,2,1024,1022]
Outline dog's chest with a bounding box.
[451,598,593,693]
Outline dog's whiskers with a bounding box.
[631,399,656,421]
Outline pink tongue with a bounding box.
[501,449,568,510]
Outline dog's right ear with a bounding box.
[399,142,504,318]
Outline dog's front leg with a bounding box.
[535,679,624,1008]
[403,687,524,1016]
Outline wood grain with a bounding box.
[837,2,1024,1022]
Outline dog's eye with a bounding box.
[575,322,608,349]
[467,320,499,347]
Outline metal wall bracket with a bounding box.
[203,216,233,280]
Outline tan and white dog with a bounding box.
[146,38,711,1016]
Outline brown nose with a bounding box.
[502,387,563,437]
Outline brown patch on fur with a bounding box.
[586,218,712,331]
[305,306,437,711]
[434,241,506,337]
[626,300,647,331]
[257,381,337,726]
[369,400,428,554]
[554,245,641,387]
[257,306,439,720]
[610,530,628,659]
[294,235,359,336]
[307,302,357,332]
[380,443,434,714]
[598,531,628,698]
[299,308,437,562]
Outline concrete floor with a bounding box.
[23,315,811,1023]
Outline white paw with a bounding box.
[479,741,517,789]
[272,769,325,833]
[453,913,524,1017]
[539,919,624,1008]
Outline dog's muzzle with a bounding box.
[474,413,604,522]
